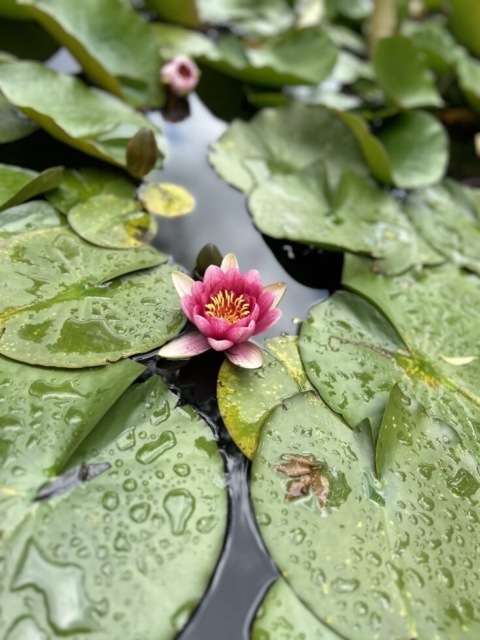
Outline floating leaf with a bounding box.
[18,0,163,107]
[0,200,65,240]
[252,578,342,640]
[0,61,167,171]
[46,166,136,214]
[404,20,459,75]
[0,163,63,211]
[0,228,184,367]
[339,110,449,188]
[373,35,443,109]
[209,102,368,194]
[251,386,480,639]
[68,195,157,249]
[139,182,195,218]
[405,179,480,274]
[0,92,37,143]
[218,335,312,458]
[1,376,227,639]
[249,166,426,274]
[0,354,143,534]
[300,259,480,453]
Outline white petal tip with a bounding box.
[158,332,210,359]
[226,341,264,369]
[264,282,287,308]
[172,271,194,297]
[221,253,239,272]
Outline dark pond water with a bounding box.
[0,47,345,640]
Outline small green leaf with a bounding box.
[373,35,443,109]
[0,163,63,211]
[126,128,159,178]
[68,194,157,249]
[139,182,195,217]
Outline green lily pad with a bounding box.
[0,200,66,240]
[405,179,480,274]
[0,354,143,534]
[0,92,37,143]
[209,103,368,194]
[154,23,337,88]
[248,166,425,275]
[339,110,449,188]
[0,376,227,639]
[218,335,312,458]
[0,163,63,211]
[252,578,342,639]
[68,195,157,249]
[0,227,185,367]
[318,258,480,448]
[46,166,137,214]
[251,385,480,639]
[139,182,195,218]
[0,61,167,171]
[449,0,480,58]
[456,52,480,114]
[18,0,163,107]
[404,20,459,75]
[373,35,443,109]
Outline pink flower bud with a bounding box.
[160,56,200,97]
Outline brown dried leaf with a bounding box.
[272,454,322,477]
[286,475,312,501]
[312,471,330,509]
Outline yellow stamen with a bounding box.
[205,290,250,324]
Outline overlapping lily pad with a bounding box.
[218,335,312,458]
[0,376,227,639]
[0,354,143,534]
[405,179,480,274]
[0,227,184,367]
[46,166,136,214]
[68,194,157,249]
[252,578,341,639]
[0,200,66,239]
[0,163,63,211]
[209,102,368,194]
[373,35,443,109]
[339,110,449,188]
[299,258,480,450]
[139,182,195,218]
[18,0,163,107]
[0,61,167,170]
[0,92,38,143]
[251,385,480,639]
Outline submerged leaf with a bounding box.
[139,182,196,217]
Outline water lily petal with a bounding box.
[181,296,195,322]
[227,341,264,369]
[208,338,234,351]
[221,253,239,272]
[253,308,282,335]
[158,332,210,359]
[172,271,194,297]
[263,282,287,308]
[225,321,255,343]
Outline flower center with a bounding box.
[205,290,250,324]
[178,63,192,78]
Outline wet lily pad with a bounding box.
[339,110,449,188]
[0,227,185,367]
[0,354,143,534]
[218,335,312,458]
[252,578,342,639]
[0,92,38,143]
[405,179,480,274]
[373,35,443,109]
[0,61,167,171]
[0,200,65,240]
[0,376,227,639]
[139,182,195,218]
[46,166,137,214]
[209,102,368,194]
[0,163,63,211]
[308,258,480,449]
[248,166,423,274]
[251,385,480,639]
[68,195,157,249]
[18,0,163,107]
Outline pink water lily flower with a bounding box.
[160,56,200,97]
[158,254,286,369]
